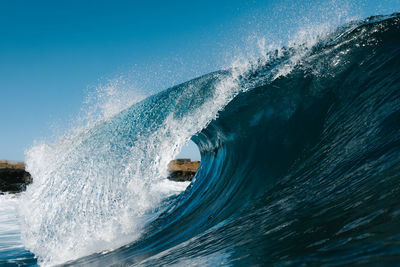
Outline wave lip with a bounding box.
[19,13,400,266]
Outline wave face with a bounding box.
[19,14,400,266]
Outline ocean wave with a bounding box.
[17,13,400,266]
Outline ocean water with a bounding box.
[1,13,400,266]
[0,195,35,265]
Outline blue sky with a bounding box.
[1,0,399,161]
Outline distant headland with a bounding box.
[0,160,32,193]
[0,159,200,193]
[167,159,200,182]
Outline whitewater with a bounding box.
[0,12,400,266]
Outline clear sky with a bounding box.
[1,0,398,161]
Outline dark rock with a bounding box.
[0,161,32,193]
[168,170,198,182]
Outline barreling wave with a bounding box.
[18,13,400,266]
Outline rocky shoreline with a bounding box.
[0,159,200,193]
[167,159,200,182]
[0,160,32,193]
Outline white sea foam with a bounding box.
[0,195,25,256]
